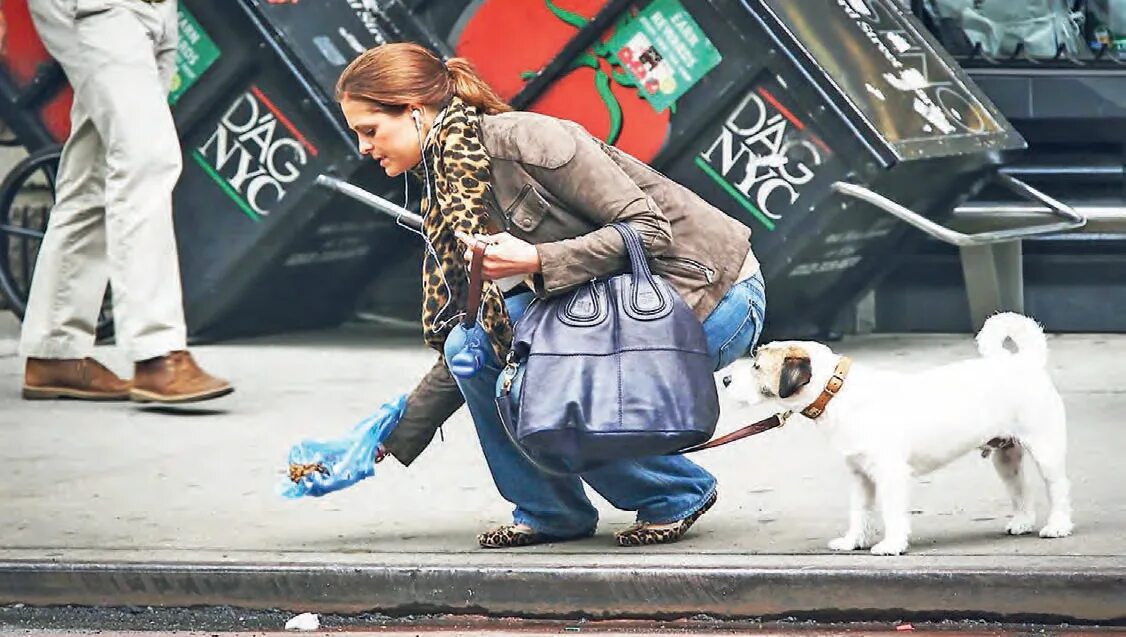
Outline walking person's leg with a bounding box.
[62,0,230,402]
[74,2,184,359]
[20,0,127,399]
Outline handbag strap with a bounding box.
[462,239,489,328]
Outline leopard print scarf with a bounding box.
[418,96,512,360]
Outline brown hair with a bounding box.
[335,42,511,115]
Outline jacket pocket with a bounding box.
[662,256,717,283]
[507,185,551,233]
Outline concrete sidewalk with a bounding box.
[0,312,1123,623]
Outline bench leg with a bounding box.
[959,240,1024,331]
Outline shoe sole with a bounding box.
[22,386,130,401]
[130,385,234,404]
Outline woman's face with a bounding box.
[340,97,423,177]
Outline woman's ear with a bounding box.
[406,104,430,126]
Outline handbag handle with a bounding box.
[609,222,667,315]
[609,222,653,279]
[470,225,653,324]
[462,239,489,328]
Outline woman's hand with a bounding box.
[458,232,541,279]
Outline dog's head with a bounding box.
[722,340,838,409]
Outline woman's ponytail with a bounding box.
[445,57,512,115]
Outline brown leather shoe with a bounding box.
[23,357,131,401]
[131,350,233,404]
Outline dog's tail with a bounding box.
[975,312,1048,367]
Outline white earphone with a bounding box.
[411,109,422,127]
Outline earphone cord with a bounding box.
[396,109,465,335]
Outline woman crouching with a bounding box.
[336,43,766,548]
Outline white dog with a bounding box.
[724,312,1073,555]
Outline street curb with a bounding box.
[2,561,1124,625]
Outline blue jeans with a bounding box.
[444,272,766,537]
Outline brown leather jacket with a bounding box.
[383,111,755,466]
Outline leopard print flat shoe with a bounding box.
[477,524,596,549]
[615,491,718,547]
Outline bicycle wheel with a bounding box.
[0,145,114,338]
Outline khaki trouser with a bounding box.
[21,0,187,361]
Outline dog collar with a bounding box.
[800,356,852,419]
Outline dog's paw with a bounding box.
[870,538,908,556]
[1039,518,1074,538]
[1005,515,1036,536]
[828,536,861,551]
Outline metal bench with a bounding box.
[948,202,1126,330]
[834,174,1095,330]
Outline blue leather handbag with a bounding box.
[495,223,719,474]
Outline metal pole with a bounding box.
[315,174,424,230]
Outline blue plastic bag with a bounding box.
[279,394,406,499]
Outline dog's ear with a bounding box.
[779,355,813,398]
